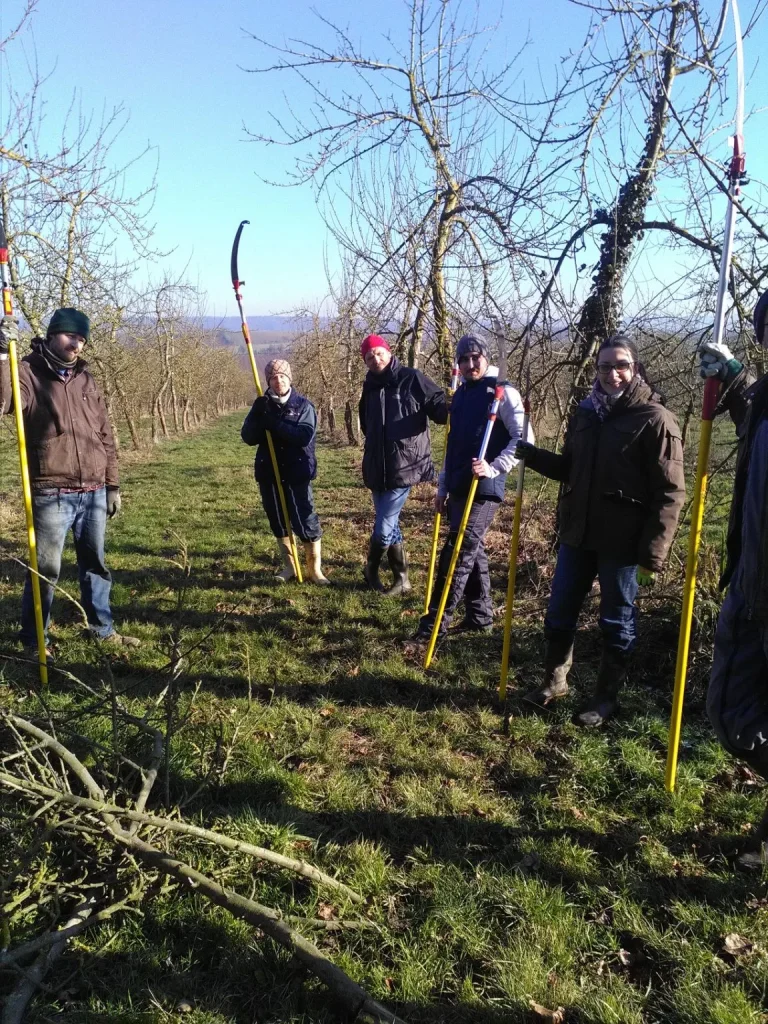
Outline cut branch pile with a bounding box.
[0,708,407,1024]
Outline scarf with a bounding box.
[41,340,78,378]
[589,376,636,421]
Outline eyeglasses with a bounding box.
[597,360,633,375]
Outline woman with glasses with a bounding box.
[515,334,685,726]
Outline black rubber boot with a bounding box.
[385,542,412,597]
[363,540,388,592]
[524,629,575,706]
[575,647,628,727]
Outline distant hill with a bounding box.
[202,315,315,334]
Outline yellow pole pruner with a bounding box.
[665,0,746,792]
[424,383,506,670]
[230,220,302,582]
[498,359,531,713]
[0,213,48,687]
[424,362,459,613]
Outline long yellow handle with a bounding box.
[665,412,715,792]
[8,341,48,688]
[425,367,458,613]
[424,477,480,670]
[239,321,303,583]
[424,509,443,613]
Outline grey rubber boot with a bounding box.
[385,542,412,597]
[575,647,628,727]
[524,629,575,706]
[363,539,388,592]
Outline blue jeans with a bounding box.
[371,487,411,545]
[20,488,113,643]
[544,543,638,653]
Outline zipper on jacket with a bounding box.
[380,386,387,490]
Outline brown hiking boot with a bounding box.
[524,629,575,705]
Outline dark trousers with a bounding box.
[707,579,768,779]
[258,479,321,542]
[544,543,639,653]
[420,497,498,632]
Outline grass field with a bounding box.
[1,411,767,1024]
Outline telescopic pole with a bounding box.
[498,364,531,706]
[0,216,48,687]
[424,384,505,670]
[665,0,745,792]
[424,364,459,613]
[230,221,302,582]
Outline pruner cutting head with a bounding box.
[230,219,251,292]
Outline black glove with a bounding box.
[0,317,20,355]
[106,487,121,519]
[515,440,536,461]
[252,395,270,418]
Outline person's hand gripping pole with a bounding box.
[231,221,302,582]
[424,384,505,670]
[0,216,48,686]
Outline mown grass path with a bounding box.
[1,413,767,1023]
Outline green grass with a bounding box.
[1,412,767,1024]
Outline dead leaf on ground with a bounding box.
[529,1000,566,1022]
[317,902,337,921]
[722,932,754,957]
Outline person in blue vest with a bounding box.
[700,291,768,867]
[241,359,329,585]
[414,334,528,639]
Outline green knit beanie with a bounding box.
[47,307,90,343]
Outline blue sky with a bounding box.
[2,0,765,320]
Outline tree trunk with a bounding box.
[569,2,681,407]
[344,400,356,445]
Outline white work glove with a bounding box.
[0,316,20,356]
[698,340,743,382]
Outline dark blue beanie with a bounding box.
[47,307,90,343]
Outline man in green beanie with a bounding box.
[0,307,139,657]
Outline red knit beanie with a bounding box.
[360,334,391,360]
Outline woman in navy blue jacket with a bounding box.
[241,359,329,584]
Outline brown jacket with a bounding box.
[525,377,685,571]
[0,351,118,491]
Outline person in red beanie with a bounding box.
[358,334,447,594]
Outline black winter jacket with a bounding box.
[358,357,448,491]
[717,366,768,618]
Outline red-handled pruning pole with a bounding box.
[665,0,745,792]
[0,213,48,687]
[424,363,459,613]
[498,361,531,713]
[231,220,302,583]
[424,383,506,670]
